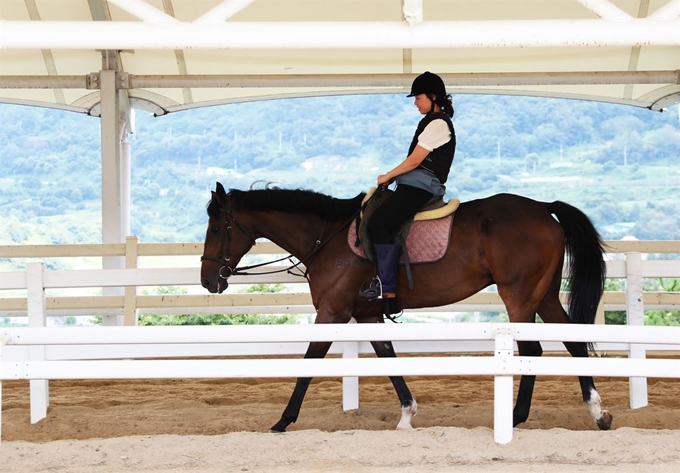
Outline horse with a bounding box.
[200,182,612,433]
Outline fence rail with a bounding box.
[1,239,678,322]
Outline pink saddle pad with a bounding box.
[348,215,453,264]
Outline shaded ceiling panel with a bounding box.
[0,50,51,74]
[50,50,103,74]
[121,50,186,75]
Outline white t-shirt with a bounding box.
[417,119,451,151]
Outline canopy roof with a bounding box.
[1,0,679,115]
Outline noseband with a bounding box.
[200,200,255,281]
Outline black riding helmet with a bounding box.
[407,71,446,98]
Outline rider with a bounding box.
[359,71,456,300]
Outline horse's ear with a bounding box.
[215,182,227,198]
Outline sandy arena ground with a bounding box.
[2,369,679,472]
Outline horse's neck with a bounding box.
[258,213,326,260]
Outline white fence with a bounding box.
[2,323,679,444]
[0,239,679,444]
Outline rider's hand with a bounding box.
[377,174,392,186]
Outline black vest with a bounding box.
[407,112,456,184]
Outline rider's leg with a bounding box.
[360,185,433,299]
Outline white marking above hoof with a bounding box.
[396,400,418,430]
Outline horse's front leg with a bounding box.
[269,340,333,433]
[369,339,417,430]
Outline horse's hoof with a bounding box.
[268,428,286,433]
[596,411,613,431]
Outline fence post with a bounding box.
[26,262,49,424]
[342,318,360,411]
[124,236,139,326]
[342,341,360,411]
[493,324,514,444]
[626,252,648,408]
[595,298,605,325]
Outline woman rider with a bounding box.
[359,71,456,300]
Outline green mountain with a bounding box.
[1,95,679,245]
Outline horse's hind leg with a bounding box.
[370,340,417,429]
[269,341,332,433]
[537,296,613,431]
[496,283,546,427]
[513,340,543,426]
[563,341,612,430]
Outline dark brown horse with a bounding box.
[201,182,612,433]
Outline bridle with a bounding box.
[200,195,361,283]
[200,198,257,280]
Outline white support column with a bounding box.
[626,252,648,408]
[100,69,124,326]
[124,236,139,326]
[120,125,132,240]
[26,262,48,424]
[342,340,360,411]
[493,325,514,444]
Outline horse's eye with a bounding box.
[211,226,220,234]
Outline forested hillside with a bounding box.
[0,94,678,245]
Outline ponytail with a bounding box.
[427,93,455,117]
[442,94,454,117]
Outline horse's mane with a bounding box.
[209,188,366,221]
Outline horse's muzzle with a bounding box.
[201,277,215,293]
[201,277,227,294]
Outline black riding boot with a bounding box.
[359,244,400,300]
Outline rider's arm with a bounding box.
[377,146,430,185]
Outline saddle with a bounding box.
[348,187,459,285]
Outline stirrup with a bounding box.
[359,276,382,300]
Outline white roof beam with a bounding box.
[129,71,680,88]
[1,19,678,49]
[194,0,258,24]
[106,0,178,24]
[649,0,680,19]
[2,71,678,89]
[572,0,634,21]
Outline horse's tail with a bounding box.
[548,201,606,325]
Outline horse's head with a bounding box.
[200,182,256,294]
